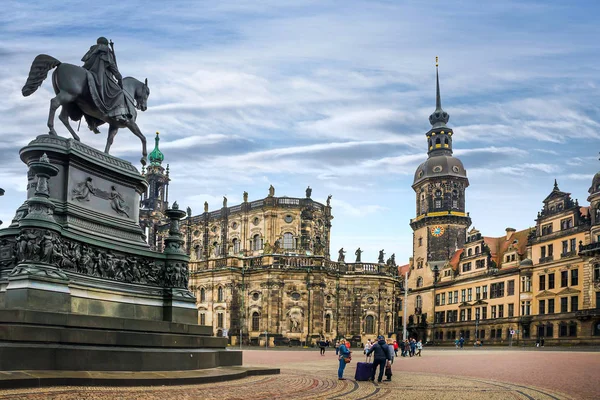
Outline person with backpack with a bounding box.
[366,335,391,383]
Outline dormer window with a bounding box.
[560,218,573,230]
[541,224,553,236]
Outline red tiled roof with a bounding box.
[483,227,533,268]
[397,263,410,276]
[448,249,464,271]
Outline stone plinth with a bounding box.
[0,135,241,372]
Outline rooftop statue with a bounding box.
[22,37,151,165]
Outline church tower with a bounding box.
[410,59,471,287]
[139,131,171,251]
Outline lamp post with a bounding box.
[475,311,480,347]
[403,271,408,341]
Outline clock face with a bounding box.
[431,225,445,237]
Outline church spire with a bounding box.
[429,57,450,129]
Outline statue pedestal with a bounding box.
[0,135,239,372]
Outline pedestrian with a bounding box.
[416,340,422,357]
[366,335,391,383]
[393,340,399,357]
[337,338,352,380]
[399,340,406,357]
[345,339,351,350]
[364,339,372,356]
[319,339,326,355]
[459,336,464,349]
[541,338,545,347]
[454,338,459,349]
[385,339,395,381]
[536,338,540,348]
[335,340,340,355]
[409,338,416,357]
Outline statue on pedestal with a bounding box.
[378,249,385,264]
[355,247,363,262]
[338,248,346,263]
[21,37,151,165]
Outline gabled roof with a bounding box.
[543,180,570,203]
[397,263,410,276]
[483,227,532,269]
[448,249,464,271]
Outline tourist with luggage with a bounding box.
[366,335,391,383]
[337,338,352,380]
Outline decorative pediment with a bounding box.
[557,287,581,295]
[536,290,555,298]
[458,301,472,308]
[471,299,488,306]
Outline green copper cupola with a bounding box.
[149,131,164,166]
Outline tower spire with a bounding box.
[429,57,449,129]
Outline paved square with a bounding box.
[0,348,597,399]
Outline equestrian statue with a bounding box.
[21,37,151,165]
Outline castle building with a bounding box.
[399,64,600,345]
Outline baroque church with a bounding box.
[140,63,600,346]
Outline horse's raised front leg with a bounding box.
[47,91,75,136]
[105,124,119,154]
[58,107,80,141]
[125,121,148,166]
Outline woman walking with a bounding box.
[337,339,352,380]
[416,340,423,357]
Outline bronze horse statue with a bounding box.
[22,54,150,165]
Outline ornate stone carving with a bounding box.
[71,177,130,217]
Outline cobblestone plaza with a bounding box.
[0,348,597,399]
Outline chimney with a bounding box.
[505,227,516,241]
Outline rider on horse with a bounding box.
[81,37,132,133]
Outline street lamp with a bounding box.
[475,310,480,347]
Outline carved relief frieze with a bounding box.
[71,177,131,218]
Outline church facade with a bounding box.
[400,66,600,345]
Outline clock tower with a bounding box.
[409,60,471,288]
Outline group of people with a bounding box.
[334,336,424,381]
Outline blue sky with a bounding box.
[1,0,599,264]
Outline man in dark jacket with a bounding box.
[366,335,391,382]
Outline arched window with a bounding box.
[468,248,472,256]
[213,241,219,257]
[218,286,224,302]
[252,312,260,331]
[416,295,422,309]
[452,190,459,208]
[283,232,294,249]
[416,277,423,288]
[420,194,426,213]
[232,238,240,254]
[325,314,331,333]
[365,315,375,334]
[434,190,442,209]
[475,247,480,254]
[444,137,449,145]
[253,234,262,251]
[195,245,202,259]
[435,137,441,145]
[200,287,206,302]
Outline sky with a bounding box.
[1,0,599,264]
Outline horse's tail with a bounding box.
[22,54,61,97]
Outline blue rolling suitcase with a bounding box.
[354,355,372,381]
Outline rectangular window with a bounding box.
[548,299,555,314]
[462,262,471,272]
[200,313,206,325]
[541,246,546,258]
[436,294,440,306]
[570,238,576,252]
[454,291,458,303]
[476,287,481,300]
[548,244,553,257]
[490,282,505,299]
[468,288,472,301]
[562,240,568,255]
[539,300,546,315]
[508,303,514,317]
[448,291,453,304]
[465,330,471,340]
[467,308,472,321]
[435,199,442,208]
[496,328,502,339]
[521,301,531,316]
[441,293,446,305]
[539,275,546,291]
[571,269,578,286]
[217,313,224,327]
[491,305,497,319]
[560,323,568,337]
[542,224,553,235]
[546,324,553,338]
[507,280,515,296]
[461,289,466,303]
[548,273,555,289]
[482,286,487,299]
[498,304,504,318]
[491,329,496,339]
[561,297,568,313]
[561,271,568,287]
[460,309,465,321]
[481,307,487,319]
[569,323,577,337]
[571,296,579,312]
